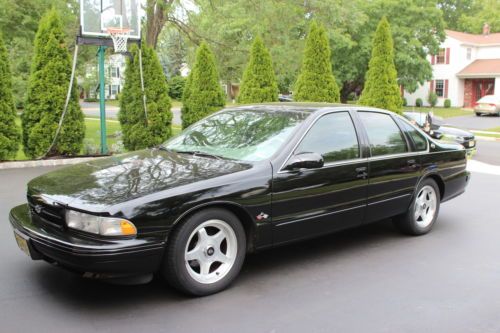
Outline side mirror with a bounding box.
[284,152,324,171]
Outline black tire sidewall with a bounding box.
[165,208,246,296]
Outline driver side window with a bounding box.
[295,112,360,163]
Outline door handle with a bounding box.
[407,159,417,167]
[355,166,368,179]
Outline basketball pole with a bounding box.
[98,45,108,155]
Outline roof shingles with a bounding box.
[446,30,500,45]
[457,59,500,78]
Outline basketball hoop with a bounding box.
[107,27,132,53]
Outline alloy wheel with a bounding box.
[184,219,238,284]
[414,185,437,228]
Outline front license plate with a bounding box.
[14,232,31,258]
[468,141,475,147]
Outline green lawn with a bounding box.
[12,117,182,161]
[486,126,500,133]
[403,107,473,118]
[473,126,500,139]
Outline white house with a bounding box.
[79,54,126,100]
[105,54,126,99]
[404,24,500,107]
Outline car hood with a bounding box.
[436,125,474,137]
[28,149,252,211]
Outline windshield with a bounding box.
[163,109,309,161]
[403,113,425,126]
[477,95,499,104]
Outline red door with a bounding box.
[472,79,495,104]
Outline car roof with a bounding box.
[228,102,388,114]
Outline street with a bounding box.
[0,140,500,333]
[444,114,500,130]
[81,102,182,126]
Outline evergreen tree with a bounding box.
[359,17,402,113]
[237,36,278,103]
[294,21,340,103]
[119,44,173,150]
[0,32,21,160]
[181,42,225,129]
[22,9,85,158]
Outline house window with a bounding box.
[110,66,120,78]
[436,48,446,64]
[108,84,120,97]
[112,84,120,96]
[466,48,472,60]
[435,80,444,97]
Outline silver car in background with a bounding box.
[474,95,500,116]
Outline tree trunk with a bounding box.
[145,0,174,48]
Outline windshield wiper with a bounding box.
[174,150,225,160]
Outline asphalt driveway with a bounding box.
[1,155,500,332]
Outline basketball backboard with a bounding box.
[80,0,141,40]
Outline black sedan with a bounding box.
[403,111,476,154]
[10,104,470,296]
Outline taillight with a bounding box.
[488,103,496,107]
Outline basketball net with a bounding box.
[107,27,132,53]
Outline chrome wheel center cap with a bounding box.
[206,247,215,256]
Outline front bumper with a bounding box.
[9,204,165,277]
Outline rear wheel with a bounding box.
[162,208,246,296]
[394,178,440,235]
[475,112,481,116]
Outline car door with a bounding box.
[356,111,422,223]
[272,111,369,245]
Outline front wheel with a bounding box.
[394,178,440,235]
[162,208,246,296]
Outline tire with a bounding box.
[394,178,441,235]
[475,112,481,116]
[162,208,246,296]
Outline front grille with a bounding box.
[27,194,66,229]
[463,136,474,141]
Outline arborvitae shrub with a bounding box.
[359,17,402,113]
[119,44,173,150]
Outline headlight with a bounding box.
[65,210,137,237]
[455,136,465,143]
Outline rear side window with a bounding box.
[358,112,408,156]
[296,112,360,163]
[400,121,428,151]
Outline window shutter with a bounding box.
[445,48,450,64]
[117,67,120,78]
[431,55,435,65]
[444,80,449,98]
[430,80,434,93]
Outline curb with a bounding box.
[0,156,104,170]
